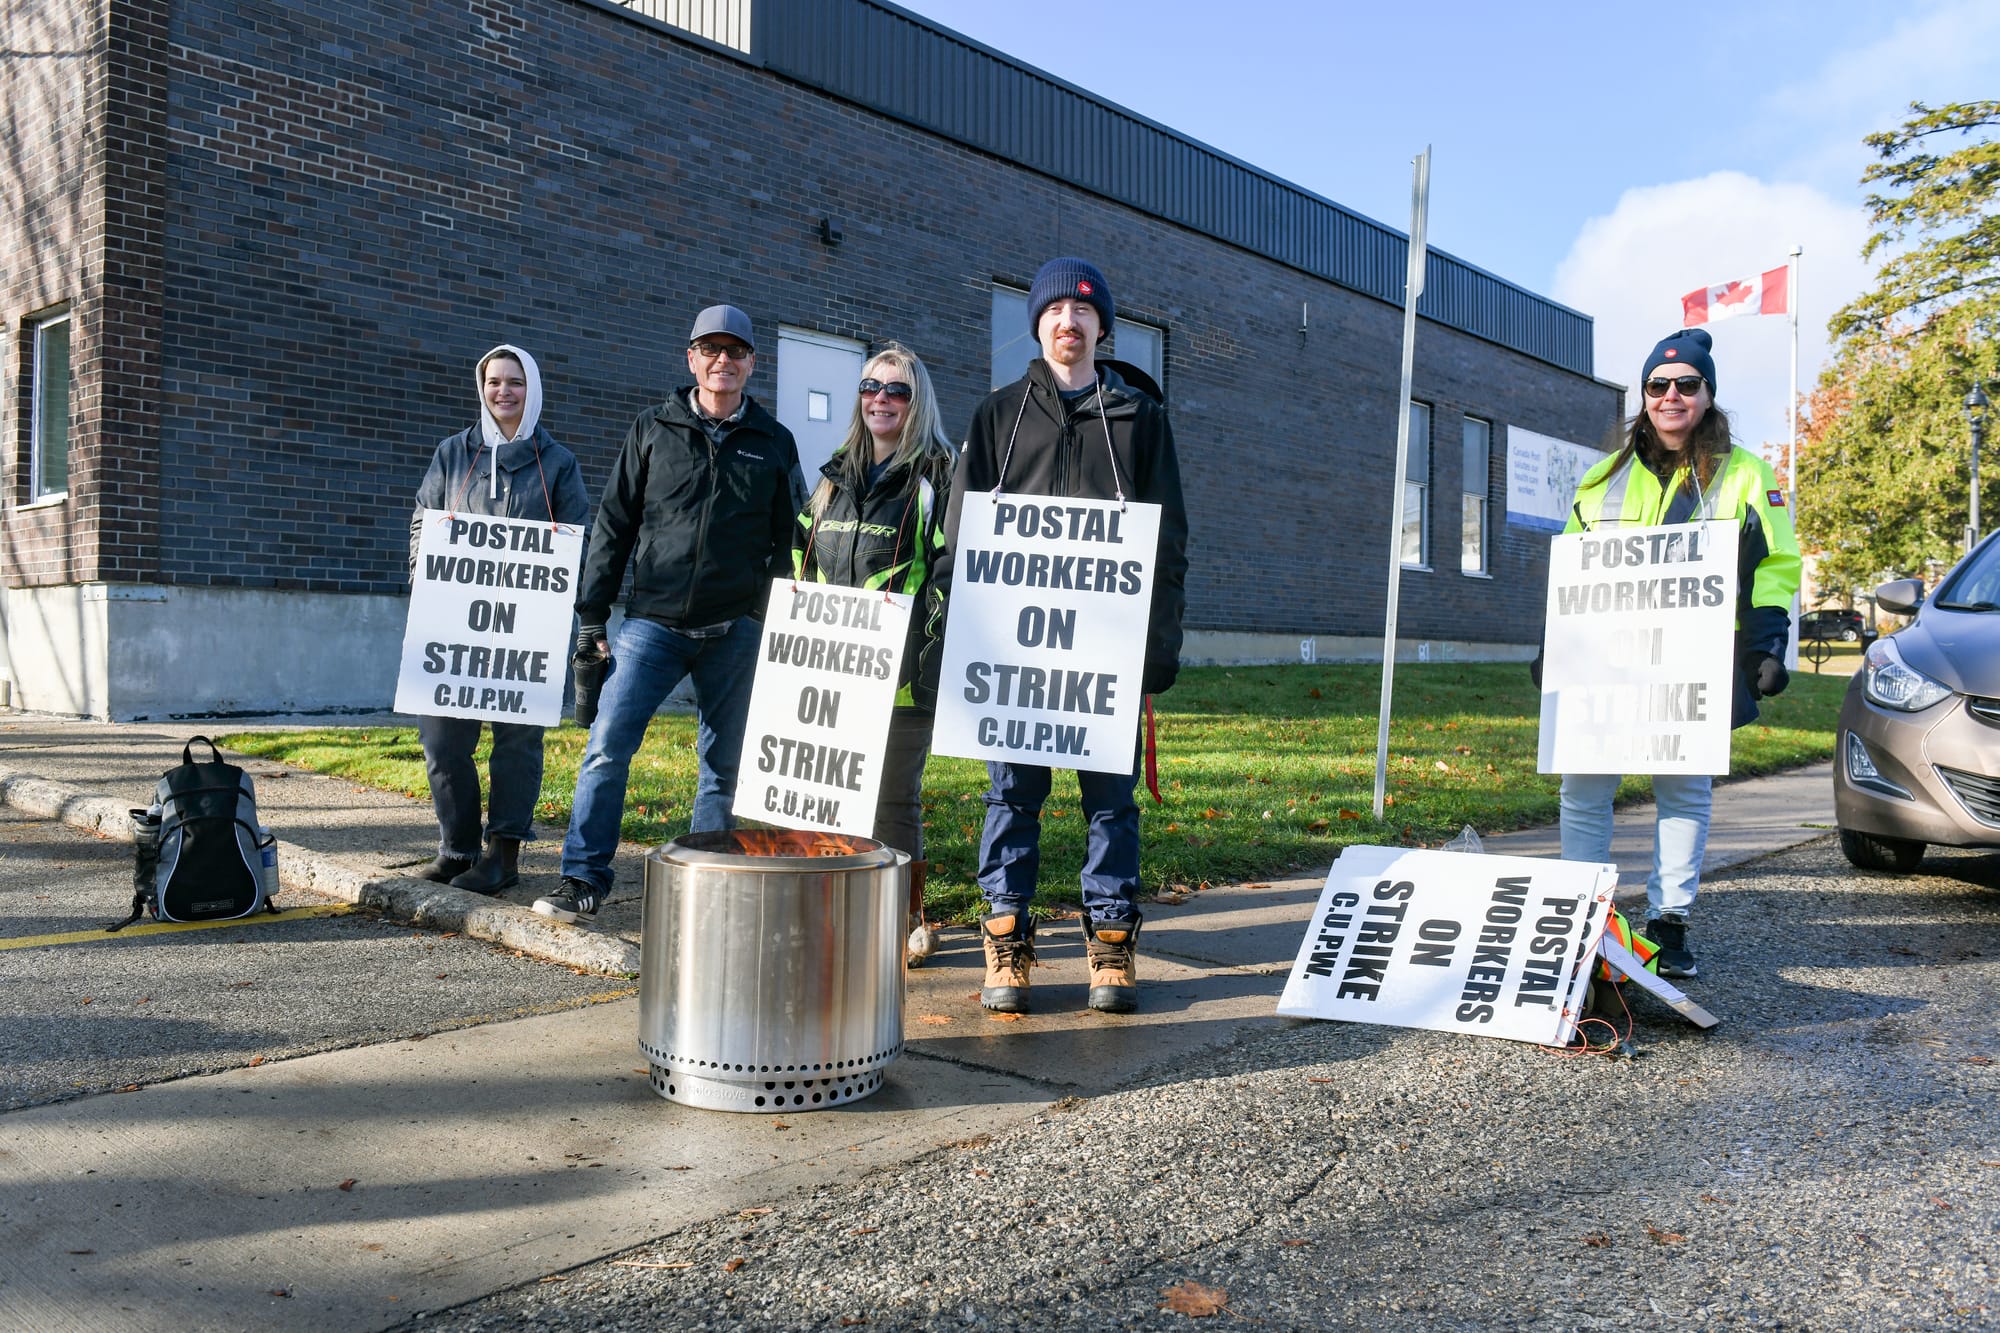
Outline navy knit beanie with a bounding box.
[1027,257,1114,338]
[1644,328,1716,393]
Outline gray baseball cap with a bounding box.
[688,304,755,351]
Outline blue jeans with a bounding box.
[560,616,759,891]
[1559,771,1712,919]
[978,760,1140,922]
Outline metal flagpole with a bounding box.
[1373,146,1430,822]
[1786,244,1802,670]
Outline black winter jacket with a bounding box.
[575,391,801,628]
[793,451,954,707]
[932,359,1190,696]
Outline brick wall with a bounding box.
[22,0,1619,641]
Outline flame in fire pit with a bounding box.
[710,829,879,858]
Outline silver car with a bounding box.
[1834,531,2000,872]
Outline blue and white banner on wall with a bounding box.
[1505,427,1607,533]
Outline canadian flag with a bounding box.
[1681,266,1789,326]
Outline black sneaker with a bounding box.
[1647,914,1698,979]
[534,878,602,922]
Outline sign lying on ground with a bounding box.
[734,580,911,836]
[932,494,1160,775]
[1538,519,1738,776]
[395,509,583,727]
[1277,846,1616,1046]
[1506,427,1606,533]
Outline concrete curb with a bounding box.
[0,764,641,976]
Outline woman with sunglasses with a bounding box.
[792,344,957,963]
[411,343,590,894]
[1535,328,1800,979]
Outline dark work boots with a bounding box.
[421,854,475,884]
[450,837,520,896]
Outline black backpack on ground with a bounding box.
[108,736,279,931]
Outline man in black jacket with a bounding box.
[931,258,1190,1013]
[536,305,804,922]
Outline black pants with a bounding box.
[419,715,546,859]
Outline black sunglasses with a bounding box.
[1643,375,1706,399]
[690,340,753,361]
[858,378,913,400]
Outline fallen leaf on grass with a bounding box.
[987,1012,1023,1024]
[1644,1223,1685,1244]
[338,1179,357,1192]
[1158,1280,1229,1316]
[1201,807,1221,820]
[722,1257,746,1273]
[1580,1232,1611,1248]
[1308,819,1331,832]
[917,1014,954,1026]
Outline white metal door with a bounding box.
[775,327,865,483]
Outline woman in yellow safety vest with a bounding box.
[1533,328,1801,979]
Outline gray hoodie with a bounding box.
[410,344,590,568]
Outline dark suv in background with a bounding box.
[1801,607,1868,642]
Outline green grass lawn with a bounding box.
[221,662,1847,921]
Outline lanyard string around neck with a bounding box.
[992,376,1128,510]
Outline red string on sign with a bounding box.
[1144,695,1161,804]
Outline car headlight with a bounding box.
[1862,636,1954,712]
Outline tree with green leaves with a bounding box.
[1800,101,1999,593]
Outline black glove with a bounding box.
[1142,660,1179,697]
[1744,651,1789,700]
[1528,651,1544,689]
[572,625,610,728]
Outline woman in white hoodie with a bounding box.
[411,345,590,893]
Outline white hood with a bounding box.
[478,343,543,453]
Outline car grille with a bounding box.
[1969,697,2000,727]
[1936,765,2000,829]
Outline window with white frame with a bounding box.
[1461,415,1491,574]
[31,312,71,500]
[990,285,1165,391]
[1401,400,1431,567]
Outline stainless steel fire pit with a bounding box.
[639,830,907,1111]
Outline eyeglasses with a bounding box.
[691,341,753,361]
[858,378,913,400]
[1643,376,1706,399]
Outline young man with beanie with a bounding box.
[929,258,1190,1013]
[1536,326,1799,978]
[535,304,805,922]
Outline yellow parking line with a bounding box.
[0,903,360,951]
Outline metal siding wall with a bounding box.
[649,0,1592,375]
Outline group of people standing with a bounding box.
[411,259,1798,1007]
[411,257,1188,1015]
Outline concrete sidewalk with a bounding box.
[0,711,1842,1329]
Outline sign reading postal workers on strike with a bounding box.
[933,494,1160,775]
[1538,519,1739,776]
[1277,846,1616,1047]
[734,581,912,836]
[395,509,583,727]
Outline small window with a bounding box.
[990,284,1166,392]
[1402,400,1431,567]
[1462,416,1491,574]
[31,313,71,500]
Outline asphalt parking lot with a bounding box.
[422,835,2000,1333]
[0,809,631,1112]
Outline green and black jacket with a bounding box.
[792,451,954,709]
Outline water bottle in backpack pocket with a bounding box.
[108,737,281,931]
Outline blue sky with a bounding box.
[896,0,2000,456]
